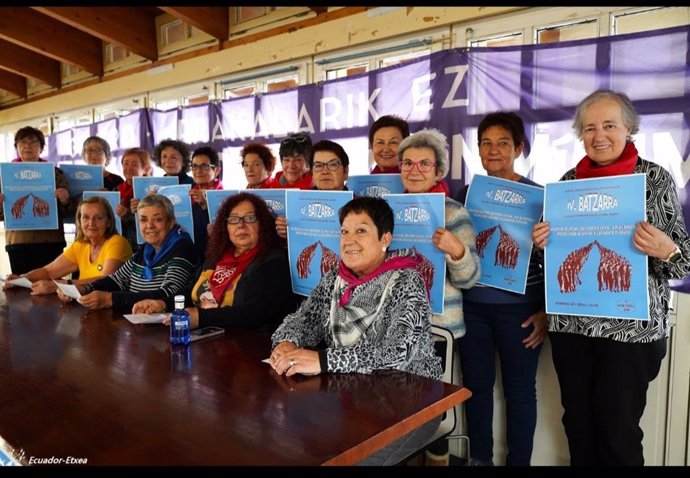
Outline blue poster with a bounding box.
[206,189,238,223]
[465,174,544,294]
[133,176,179,244]
[158,184,195,243]
[83,190,122,235]
[383,193,446,314]
[286,189,353,296]
[0,162,58,230]
[544,174,649,320]
[346,174,405,198]
[241,189,286,217]
[59,164,104,197]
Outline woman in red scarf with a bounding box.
[368,114,410,174]
[532,89,690,465]
[115,148,152,253]
[133,192,299,334]
[241,141,279,189]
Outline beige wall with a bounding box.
[0,7,523,125]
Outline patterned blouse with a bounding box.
[271,264,442,380]
[549,158,690,343]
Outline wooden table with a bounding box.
[0,289,470,466]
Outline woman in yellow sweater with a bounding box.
[3,196,132,295]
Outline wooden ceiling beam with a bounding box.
[160,7,228,41]
[33,6,158,61]
[309,7,329,15]
[0,39,61,87]
[0,70,26,98]
[0,7,103,76]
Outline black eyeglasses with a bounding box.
[312,160,342,172]
[191,163,214,170]
[226,214,257,225]
[280,136,309,148]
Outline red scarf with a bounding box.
[247,176,279,189]
[337,254,419,307]
[272,171,313,189]
[209,245,261,303]
[118,181,134,207]
[371,165,401,174]
[404,179,450,197]
[575,142,638,179]
[192,179,223,190]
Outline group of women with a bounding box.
[1,88,689,467]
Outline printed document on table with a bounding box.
[123,313,167,324]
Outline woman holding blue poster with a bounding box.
[0,126,74,274]
[532,89,690,465]
[455,112,546,466]
[398,128,481,465]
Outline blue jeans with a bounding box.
[458,301,543,465]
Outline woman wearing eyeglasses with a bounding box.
[274,140,350,239]
[398,128,481,465]
[133,192,299,333]
[0,126,75,274]
[188,146,223,261]
[82,136,125,192]
[241,142,279,189]
[271,133,313,189]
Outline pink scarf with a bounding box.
[337,254,419,307]
[209,245,261,303]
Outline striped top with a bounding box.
[89,234,197,311]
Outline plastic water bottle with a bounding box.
[170,295,191,345]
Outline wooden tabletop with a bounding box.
[0,288,470,466]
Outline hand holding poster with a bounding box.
[286,189,353,296]
[0,162,58,230]
[464,174,544,294]
[543,174,649,320]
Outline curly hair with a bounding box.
[206,192,285,263]
[153,139,192,173]
[240,141,276,173]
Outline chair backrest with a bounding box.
[429,325,457,437]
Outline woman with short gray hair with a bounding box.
[65,194,198,311]
[82,136,124,191]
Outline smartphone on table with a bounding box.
[190,326,225,342]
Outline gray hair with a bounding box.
[82,136,112,165]
[397,128,449,179]
[572,89,640,141]
[137,194,176,223]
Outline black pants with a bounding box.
[549,332,666,466]
[6,242,65,275]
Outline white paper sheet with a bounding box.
[53,280,82,299]
[123,313,167,324]
[0,276,32,288]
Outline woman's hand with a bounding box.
[532,221,550,249]
[130,198,140,215]
[432,227,465,260]
[272,347,321,377]
[189,189,207,209]
[30,279,57,296]
[633,221,677,260]
[56,287,73,303]
[3,274,20,290]
[77,291,113,309]
[115,204,129,218]
[275,216,288,239]
[132,299,166,314]
[55,187,70,206]
[522,310,548,349]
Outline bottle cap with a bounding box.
[174,295,184,302]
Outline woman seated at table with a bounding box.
[59,194,197,311]
[269,196,442,465]
[4,197,132,295]
[133,192,298,333]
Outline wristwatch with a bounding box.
[664,245,682,263]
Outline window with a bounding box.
[536,19,598,44]
[613,7,690,34]
[326,62,368,81]
[266,75,298,93]
[469,32,522,48]
[236,7,270,23]
[223,84,255,100]
[105,43,130,64]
